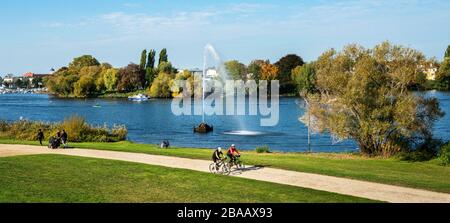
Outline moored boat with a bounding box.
[128,94,149,101]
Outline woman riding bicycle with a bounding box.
[227,144,241,164]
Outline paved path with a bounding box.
[1,144,450,203]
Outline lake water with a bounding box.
[0,91,449,152]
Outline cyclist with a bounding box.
[212,147,224,169]
[227,144,241,164]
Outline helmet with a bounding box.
[231,144,235,147]
[217,147,222,152]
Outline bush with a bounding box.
[256,145,270,154]
[0,116,127,143]
[438,143,450,166]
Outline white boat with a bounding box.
[128,94,149,101]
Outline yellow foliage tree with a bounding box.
[260,62,279,80]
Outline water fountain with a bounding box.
[194,44,218,133]
[194,44,266,136]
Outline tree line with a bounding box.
[45,48,177,97]
[45,44,450,98]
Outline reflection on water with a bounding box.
[222,131,268,136]
[0,91,449,152]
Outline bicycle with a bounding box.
[209,158,231,175]
[228,155,245,171]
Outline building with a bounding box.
[178,68,219,78]
[22,72,51,87]
[2,74,16,83]
[23,72,51,80]
[205,68,219,78]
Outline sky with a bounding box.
[0,0,449,75]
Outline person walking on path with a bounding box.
[37,129,44,146]
[61,130,68,149]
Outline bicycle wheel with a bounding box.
[237,161,245,170]
[209,163,218,174]
[221,163,231,175]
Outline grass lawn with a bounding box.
[0,154,375,203]
[1,139,449,193]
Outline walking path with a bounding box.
[1,144,450,203]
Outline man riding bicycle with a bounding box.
[212,147,224,169]
[227,144,241,164]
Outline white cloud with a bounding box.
[123,2,141,8]
[41,22,64,28]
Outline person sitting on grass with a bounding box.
[227,144,241,164]
[212,147,224,169]
[61,130,68,149]
[160,140,170,149]
[37,129,44,146]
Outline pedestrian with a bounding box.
[37,129,44,146]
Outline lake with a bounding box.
[0,91,449,152]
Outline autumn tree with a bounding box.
[260,62,279,81]
[247,60,266,82]
[117,63,142,92]
[74,75,96,97]
[148,72,174,98]
[304,42,444,157]
[102,68,119,92]
[172,70,197,97]
[69,55,100,71]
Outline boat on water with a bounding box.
[128,94,149,101]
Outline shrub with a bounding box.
[256,145,270,154]
[0,116,127,143]
[397,139,442,162]
[438,143,450,166]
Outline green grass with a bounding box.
[1,138,449,193]
[0,154,375,203]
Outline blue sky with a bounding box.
[1,0,449,75]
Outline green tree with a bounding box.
[158,61,174,74]
[275,54,304,82]
[145,67,156,87]
[437,57,450,90]
[291,63,316,95]
[74,75,96,97]
[46,68,79,97]
[31,77,43,88]
[247,60,265,82]
[69,55,100,71]
[103,68,119,92]
[275,54,304,94]
[159,48,168,66]
[148,72,174,98]
[140,49,147,71]
[14,78,28,89]
[305,42,444,157]
[147,49,156,69]
[225,60,247,80]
